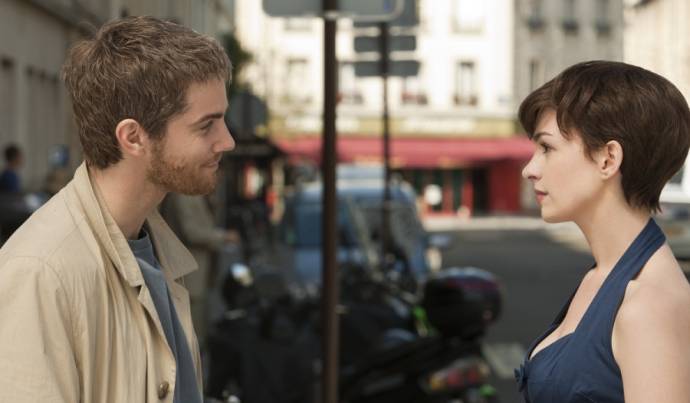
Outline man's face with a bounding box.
[147,79,234,195]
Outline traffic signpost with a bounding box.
[263,0,403,20]
[351,0,419,267]
[261,2,407,403]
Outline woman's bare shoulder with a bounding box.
[612,246,690,402]
[617,245,690,334]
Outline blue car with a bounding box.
[276,178,437,289]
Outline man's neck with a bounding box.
[89,164,165,239]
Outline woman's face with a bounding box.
[522,109,604,223]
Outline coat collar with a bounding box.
[65,163,198,286]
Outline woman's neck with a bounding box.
[576,199,651,274]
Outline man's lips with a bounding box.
[204,156,222,167]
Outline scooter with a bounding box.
[205,263,502,403]
[339,266,501,403]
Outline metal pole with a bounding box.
[379,22,391,266]
[322,1,339,403]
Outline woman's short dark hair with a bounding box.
[519,60,690,213]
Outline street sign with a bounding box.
[352,0,419,77]
[354,0,417,27]
[263,0,403,20]
[354,60,420,77]
[354,35,416,53]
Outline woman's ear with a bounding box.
[115,119,146,158]
[598,140,623,179]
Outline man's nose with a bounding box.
[219,123,235,152]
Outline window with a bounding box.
[338,63,363,105]
[0,57,15,146]
[562,0,579,33]
[595,0,611,35]
[26,67,61,184]
[453,0,485,32]
[285,59,311,104]
[527,0,545,30]
[529,59,545,91]
[401,75,427,105]
[454,61,478,106]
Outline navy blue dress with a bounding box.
[515,219,666,403]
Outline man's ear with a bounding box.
[114,119,146,158]
[597,140,623,179]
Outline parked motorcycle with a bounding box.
[205,263,502,403]
[339,266,501,403]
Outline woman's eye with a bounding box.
[540,143,551,153]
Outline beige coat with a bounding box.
[0,163,202,403]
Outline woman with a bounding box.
[515,60,690,402]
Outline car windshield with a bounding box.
[286,198,367,248]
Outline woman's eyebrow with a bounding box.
[532,131,553,142]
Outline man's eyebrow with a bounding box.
[532,131,553,142]
[192,112,226,126]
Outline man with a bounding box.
[0,143,23,192]
[0,16,234,403]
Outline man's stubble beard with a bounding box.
[147,140,218,195]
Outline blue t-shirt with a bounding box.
[128,230,202,403]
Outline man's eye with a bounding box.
[201,121,213,131]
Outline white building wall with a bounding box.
[235,0,516,138]
[624,0,690,103]
[0,0,82,189]
[514,0,624,106]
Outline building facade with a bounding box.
[0,0,224,190]
[624,0,690,102]
[224,0,628,216]
[235,0,534,215]
[514,0,624,104]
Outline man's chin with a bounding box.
[178,182,216,196]
[169,176,217,195]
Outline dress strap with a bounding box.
[578,218,666,335]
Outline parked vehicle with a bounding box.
[339,266,502,403]
[275,177,444,292]
[205,259,502,403]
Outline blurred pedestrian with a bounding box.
[516,61,690,402]
[0,16,234,403]
[0,143,23,193]
[161,192,240,344]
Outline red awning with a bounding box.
[276,136,535,168]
